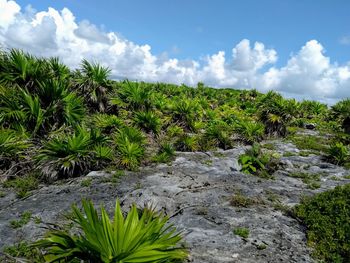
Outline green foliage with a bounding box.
[258,92,296,137]
[230,191,263,207]
[0,129,30,157]
[238,143,277,178]
[175,134,199,152]
[80,178,92,187]
[289,135,329,153]
[327,142,349,165]
[153,143,176,163]
[91,113,124,133]
[134,111,161,134]
[116,138,144,170]
[10,211,32,229]
[294,184,350,262]
[34,199,188,262]
[3,173,39,198]
[2,241,43,262]
[203,121,233,150]
[36,128,108,178]
[73,59,112,112]
[234,120,264,144]
[233,227,250,239]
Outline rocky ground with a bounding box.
[0,130,349,262]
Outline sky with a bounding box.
[1,0,350,103]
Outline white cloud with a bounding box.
[0,0,20,30]
[0,0,349,102]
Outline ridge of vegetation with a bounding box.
[1,48,350,262]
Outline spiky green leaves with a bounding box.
[36,128,111,178]
[34,199,188,263]
[74,59,112,112]
[134,111,161,135]
[114,126,145,170]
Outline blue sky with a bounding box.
[14,0,350,65]
[1,0,350,102]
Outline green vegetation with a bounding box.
[294,184,350,262]
[327,142,350,165]
[2,242,43,262]
[10,211,32,229]
[287,172,321,189]
[238,143,279,179]
[3,173,39,198]
[230,191,264,207]
[0,48,350,262]
[0,48,349,184]
[233,227,250,239]
[33,199,188,262]
[80,178,92,187]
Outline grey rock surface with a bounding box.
[0,131,349,262]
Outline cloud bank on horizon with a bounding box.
[0,0,349,103]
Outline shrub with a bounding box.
[134,111,161,134]
[203,121,233,150]
[116,138,144,170]
[294,184,350,262]
[153,143,176,163]
[34,199,188,262]
[238,143,278,179]
[234,120,264,144]
[175,134,199,152]
[327,142,349,165]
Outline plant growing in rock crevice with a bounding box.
[33,199,188,262]
[238,143,279,179]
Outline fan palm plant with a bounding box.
[171,98,200,131]
[36,128,94,178]
[203,121,233,150]
[34,199,188,262]
[134,111,161,135]
[0,49,46,90]
[331,99,350,134]
[114,81,153,111]
[74,59,112,112]
[258,94,293,137]
[234,120,265,144]
[91,113,125,134]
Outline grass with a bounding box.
[2,174,39,198]
[294,184,350,262]
[2,242,42,261]
[283,151,297,157]
[262,143,275,150]
[80,178,92,187]
[289,135,329,153]
[10,211,32,229]
[233,227,250,239]
[287,172,321,189]
[230,192,264,207]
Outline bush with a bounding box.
[34,199,188,262]
[234,120,264,144]
[203,121,233,150]
[134,111,161,134]
[294,184,350,262]
[238,143,278,178]
[153,143,176,163]
[327,142,349,165]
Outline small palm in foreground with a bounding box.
[34,199,188,263]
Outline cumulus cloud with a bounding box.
[0,0,349,102]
